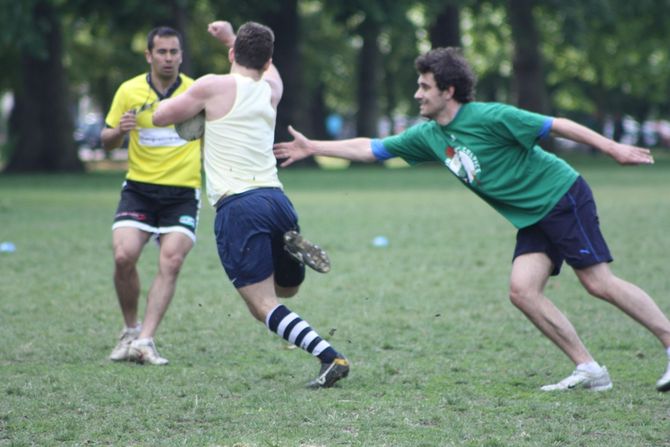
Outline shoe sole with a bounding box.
[585,383,613,392]
[127,348,168,365]
[284,231,331,273]
[657,381,670,392]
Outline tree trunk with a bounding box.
[168,1,192,77]
[261,0,300,144]
[356,19,381,137]
[429,3,461,48]
[506,0,550,115]
[306,82,329,141]
[5,1,81,172]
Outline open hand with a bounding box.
[273,126,313,167]
[609,142,654,165]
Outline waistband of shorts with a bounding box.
[215,187,283,210]
[126,178,198,194]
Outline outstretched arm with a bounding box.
[273,126,377,167]
[551,118,654,165]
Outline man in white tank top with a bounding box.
[154,20,349,388]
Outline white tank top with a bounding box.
[204,73,283,206]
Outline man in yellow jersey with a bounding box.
[153,20,349,388]
[101,26,201,365]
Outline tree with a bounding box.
[427,1,462,48]
[505,0,549,114]
[2,0,82,172]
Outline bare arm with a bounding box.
[100,111,136,150]
[263,63,283,109]
[208,20,283,108]
[273,125,376,167]
[551,117,654,165]
[152,78,210,127]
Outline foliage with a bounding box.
[536,0,670,119]
[1,159,670,445]
[2,1,670,171]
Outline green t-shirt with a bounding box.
[381,102,579,228]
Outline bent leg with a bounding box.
[139,231,194,339]
[238,275,348,387]
[112,227,151,327]
[575,263,670,348]
[509,252,594,365]
[238,276,282,322]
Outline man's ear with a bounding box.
[262,58,272,72]
[228,48,234,64]
[145,49,152,64]
[443,85,456,100]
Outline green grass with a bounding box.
[1,155,670,446]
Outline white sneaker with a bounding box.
[109,326,140,361]
[128,338,169,365]
[541,365,612,391]
[656,363,670,392]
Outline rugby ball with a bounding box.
[175,111,205,141]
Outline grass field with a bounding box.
[1,154,670,446]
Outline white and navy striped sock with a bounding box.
[266,304,338,364]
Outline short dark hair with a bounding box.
[415,47,476,103]
[147,26,183,52]
[233,22,274,70]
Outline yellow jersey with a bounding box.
[105,73,201,188]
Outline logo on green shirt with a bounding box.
[444,145,481,185]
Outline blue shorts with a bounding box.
[214,188,305,288]
[513,177,613,276]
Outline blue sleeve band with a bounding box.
[371,138,395,161]
[538,117,554,139]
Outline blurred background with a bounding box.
[1,0,669,172]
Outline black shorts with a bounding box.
[513,176,613,276]
[214,188,305,289]
[113,179,201,242]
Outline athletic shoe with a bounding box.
[656,363,670,392]
[109,325,140,361]
[541,365,612,391]
[128,338,169,365]
[307,357,350,388]
[284,230,331,273]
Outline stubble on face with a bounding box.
[149,36,182,82]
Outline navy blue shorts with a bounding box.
[513,177,613,276]
[113,179,200,242]
[214,188,305,288]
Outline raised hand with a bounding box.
[207,21,235,47]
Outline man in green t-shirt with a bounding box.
[273,47,670,393]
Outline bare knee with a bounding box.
[160,252,186,277]
[509,282,535,310]
[114,247,138,274]
[574,263,618,301]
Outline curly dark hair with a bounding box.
[415,47,476,103]
[234,22,274,70]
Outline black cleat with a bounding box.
[307,357,350,388]
[284,230,331,273]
